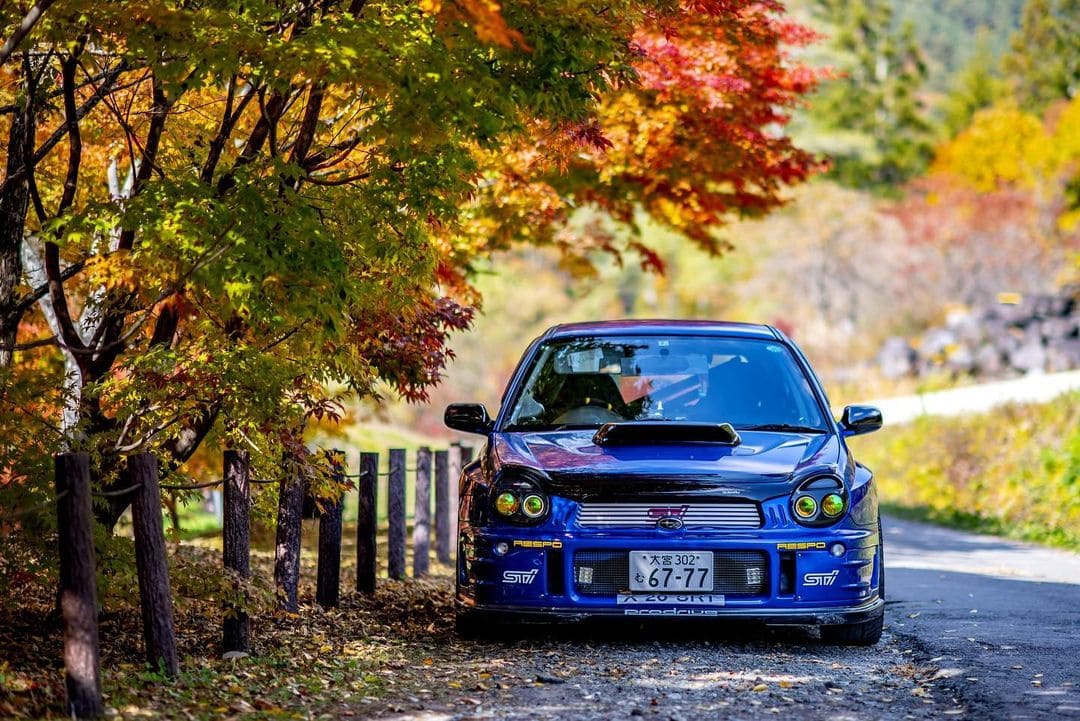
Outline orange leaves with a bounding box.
[421,0,527,49]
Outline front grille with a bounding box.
[577,501,762,529]
[573,550,768,597]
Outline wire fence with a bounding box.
[2,453,452,524]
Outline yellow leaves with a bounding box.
[85,250,137,293]
[932,102,1048,191]
[932,94,1080,196]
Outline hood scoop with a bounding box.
[592,421,741,447]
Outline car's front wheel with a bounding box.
[821,614,883,645]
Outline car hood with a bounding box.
[489,429,842,501]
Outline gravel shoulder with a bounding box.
[365,621,953,721]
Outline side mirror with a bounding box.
[444,403,493,435]
[839,405,883,437]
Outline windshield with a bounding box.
[504,335,828,432]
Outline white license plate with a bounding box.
[629,551,713,592]
[617,593,724,606]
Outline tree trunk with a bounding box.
[55,453,103,719]
[0,88,30,368]
[222,449,250,653]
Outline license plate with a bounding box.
[629,551,713,592]
[617,593,724,606]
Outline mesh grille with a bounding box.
[573,550,768,597]
[577,501,762,529]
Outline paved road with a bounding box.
[371,518,1080,721]
[885,516,1080,719]
[864,369,1080,424]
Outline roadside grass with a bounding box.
[850,390,1080,552]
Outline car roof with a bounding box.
[542,319,780,340]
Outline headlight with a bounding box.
[521,494,546,518]
[821,493,845,517]
[489,469,550,524]
[495,492,519,517]
[790,474,848,526]
[794,495,818,518]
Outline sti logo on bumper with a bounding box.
[502,569,538,585]
[803,570,839,586]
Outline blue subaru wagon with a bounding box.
[445,320,885,644]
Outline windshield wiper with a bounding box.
[737,423,826,434]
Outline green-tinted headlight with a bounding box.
[494,492,519,517]
[794,495,818,518]
[821,493,845,517]
[521,494,546,518]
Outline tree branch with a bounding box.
[56,46,86,216]
[0,60,127,198]
[0,0,59,67]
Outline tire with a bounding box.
[878,514,886,601]
[821,614,884,646]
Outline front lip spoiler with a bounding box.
[457,596,884,626]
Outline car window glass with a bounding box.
[504,336,827,431]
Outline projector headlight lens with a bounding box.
[794,495,818,519]
[494,492,519,517]
[821,493,845,517]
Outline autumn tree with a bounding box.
[1003,0,1080,112]
[807,0,934,190]
[0,0,820,528]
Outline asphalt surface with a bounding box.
[884,515,1080,719]
[371,516,1080,721]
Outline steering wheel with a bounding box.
[553,403,623,425]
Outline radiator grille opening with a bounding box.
[779,552,795,595]
[546,549,565,596]
[572,550,769,597]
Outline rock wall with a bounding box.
[877,287,1080,379]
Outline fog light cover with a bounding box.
[829,542,846,557]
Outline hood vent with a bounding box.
[592,421,741,447]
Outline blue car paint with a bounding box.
[452,321,884,627]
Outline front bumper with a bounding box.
[457,522,883,624]
[458,597,884,625]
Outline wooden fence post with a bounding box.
[222,449,250,653]
[128,453,179,676]
[55,453,103,719]
[387,448,406,580]
[433,449,451,564]
[275,460,305,612]
[356,452,378,593]
[413,447,432,577]
[448,445,462,561]
[316,450,345,608]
